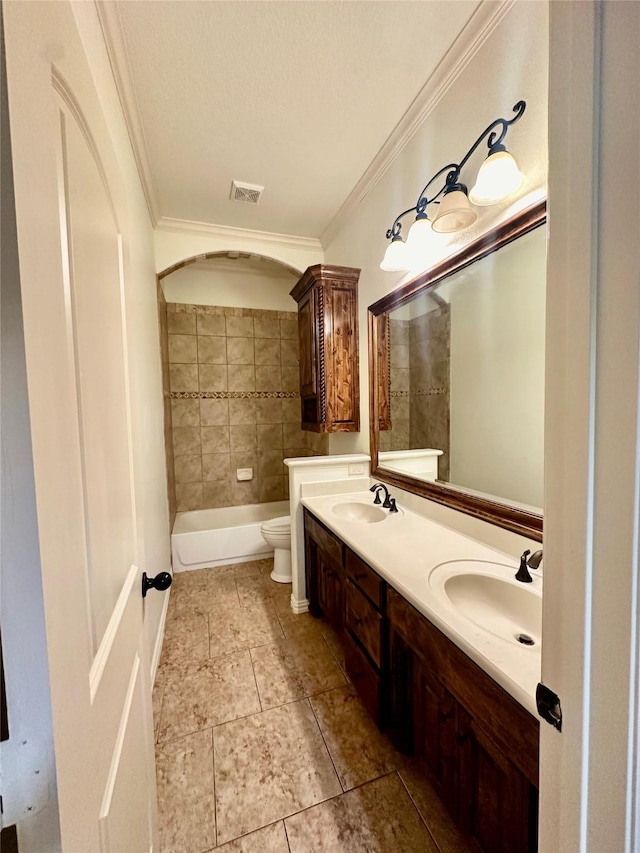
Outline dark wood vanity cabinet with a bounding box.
[303,508,540,853]
[388,588,539,853]
[290,265,360,433]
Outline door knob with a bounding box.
[142,571,172,598]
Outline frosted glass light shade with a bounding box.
[405,214,432,252]
[380,236,410,271]
[469,149,523,205]
[431,186,477,233]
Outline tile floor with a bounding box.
[153,559,478,852]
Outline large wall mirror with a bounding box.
[368,202,546,540]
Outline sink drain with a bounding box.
[516,633,535,646]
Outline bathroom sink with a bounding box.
[429,560,542,646]
[331,501,387,524]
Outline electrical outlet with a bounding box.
[348,463,366,476]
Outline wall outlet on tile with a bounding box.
[348,463,366,476]
[236,468,253,481]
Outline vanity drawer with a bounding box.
[304,509,343,566]
[344,630,382,727]
[346,578,382,668]
[346,548,384,609]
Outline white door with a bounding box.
[4,2,160,850]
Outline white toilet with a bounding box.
[260,515,292,583]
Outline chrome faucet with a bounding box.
[515,549,542,583]
[369,483,398,512]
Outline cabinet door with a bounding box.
[326,283,358,428]
[298,288,317,398]
[387,627,414,754]
[317,548,344,632]
[304,530,320,617]
[413,656,458,818]
[457,709,536,853]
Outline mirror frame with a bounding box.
[368,201,546,541]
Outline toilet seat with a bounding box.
[261,515,290,535]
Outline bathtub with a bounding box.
[171,500,290,572]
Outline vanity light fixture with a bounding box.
[380,101,527,271]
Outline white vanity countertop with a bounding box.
[301,491,542,718]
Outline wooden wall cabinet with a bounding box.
[303,508,540,853]
[290,265,360,433]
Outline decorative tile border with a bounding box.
[390,388,447,398]
[170,390,301,400]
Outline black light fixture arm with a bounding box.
[384,100,526,240]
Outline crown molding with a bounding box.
[95,0,160,224]
[320,0,517,249]
[155,216,323,252]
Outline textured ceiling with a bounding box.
[114,0,481,237]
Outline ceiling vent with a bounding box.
[230,181,264,205]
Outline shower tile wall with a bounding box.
[382,311,450,481]
[166,304,328,513]
[157,282,176,526]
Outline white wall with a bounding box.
[324,0,548,470]
[448,224,546,509]
[162,260,299,311]
[154,226,323,276]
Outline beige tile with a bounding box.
[259,476,286,503]
[199,364,228,392]
[227,337,254,365]
[226,316,254,338]
[285,773,437,853]
[230,424,257,452]
[254,315,281,339]
[215,821,289,853]
[258,423,283,450]
[174,453,203,484]
[232,560,262,579]
[170,363,199,392]
[169,334,198,364]
[171,398,200,427]
[280,317,297,340]
[198,335,227,364]
[391,344,410,369]
[228,398,256,425]
[170,568,240,615]
[213,700,341,844]
[398,760,478,853]
[156,729,216,853]
[235,574,279,607]
[310,685,403,790]
[281,397,300,424]
[254,339,281,366]
[280,338,299,367]
[201,425,230,454]
[208,598,284,659]
[321,623,346,673]
[176,482,203,511]
[250,635,346,709]
[202,479,232,509]
[160,612,209,669]
[200,398,229,426]
[230,480,260,505]
[168,312,196,334]
[391,368,410,392]
[255,366,281,392]
[202,452,231,481]
[228,365,255,392]
[255,398,283,424]
[158,651,260,742]
[197,314,226,336]
[283,424,304,448]
[277,610,325,643]
[281,366,299,393]
[230,452,258,474]
[173,426,201,456]
[258,451,284,478]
